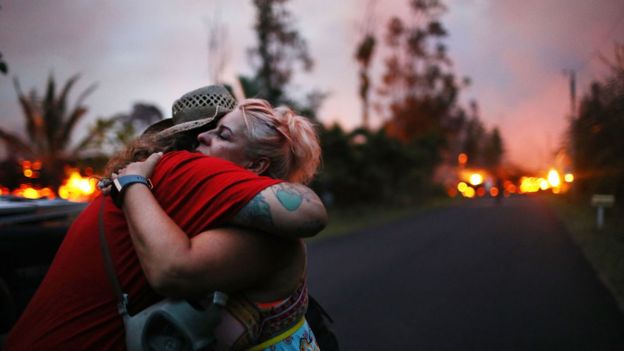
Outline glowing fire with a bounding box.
[2,161,99,202]
[447,162,574,199]
[58,168,99,202]
[547,169,561,188]
[11,184,56,199]
[518,169,573,194]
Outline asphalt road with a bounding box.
[307,196,624,350]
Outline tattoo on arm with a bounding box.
[272,183,304,212]
[233,183,322,234]
[235,193,274,229]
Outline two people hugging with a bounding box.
[6,85,335,351]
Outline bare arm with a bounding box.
[112,152,328,238]
[115,153,309,296]
[123,183,299,297]
[230,182,327,238]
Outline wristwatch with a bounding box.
[110,175,153,208]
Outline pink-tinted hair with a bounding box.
[238,98,321,184]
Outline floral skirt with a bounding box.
[247,319,320,351]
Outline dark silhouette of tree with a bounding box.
[243,0,313,105]
[375,0,475,189]
[0,5,7,75]
[354,0,378,129]
[461,116,485,166]
[454,100,504,170]
[311,122,446,207]
[0,52,7,75]
[0,74,96,191]
[380,0,462,143]
[571,44,624,200]
[0,73,164,191]
[482,127,504,169]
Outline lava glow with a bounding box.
[12,184,56,199]
[2,161,99,202]
[58,169,98,202]
[469,173,484,186]
[547,169,561,188]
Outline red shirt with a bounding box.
[6,151,281,350]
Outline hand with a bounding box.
[97,177,113,195]
[118,152,163,178]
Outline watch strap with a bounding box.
[111,175,153,208]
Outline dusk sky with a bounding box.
[1,0,623,172]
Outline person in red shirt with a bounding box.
[117,98,323,350]
[4,87,326,350]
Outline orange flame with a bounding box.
[58,168,99,202]
[11,184,56,199]
[2,162,100,202]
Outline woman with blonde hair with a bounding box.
[117,97,323,350]
[6,87,327,351]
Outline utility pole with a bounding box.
[562,68,577,174]
[563,69,576,120]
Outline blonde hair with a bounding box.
[238,98,321,184]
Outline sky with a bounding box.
[1,0,623,172]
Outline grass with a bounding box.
[310,197,456,241]
[547,195,624,312]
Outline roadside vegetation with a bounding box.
[549,195,624,312]
[550,43,624,312]
[313,196,457,240]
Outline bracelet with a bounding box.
[110,175,153,208]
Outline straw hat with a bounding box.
[143,85,237,137]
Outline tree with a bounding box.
[380,0,460,140]
[570,44,624,200]
[0,52,7,75]
[454,101,504,170]
[0,74,96,191]
[244,0,313,105]
[354,0,378,129]
[0,73,164,192]
[312,123,441,207]
[482,127,504,169]
[461,116,485,166]
[377,0,470,184]
[0,5,7,75]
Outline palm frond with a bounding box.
[43,74,61,153]
[57,74,81,121]
[73,82,98,111]
[44,74,56,111]
[12,78,39,142]
[57,106,87,151]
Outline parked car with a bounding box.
[0,196,86,335]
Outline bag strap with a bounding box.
[98,198,129,316]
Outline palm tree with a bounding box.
[0,74,96,191]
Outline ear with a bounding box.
[246,157,270,175]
